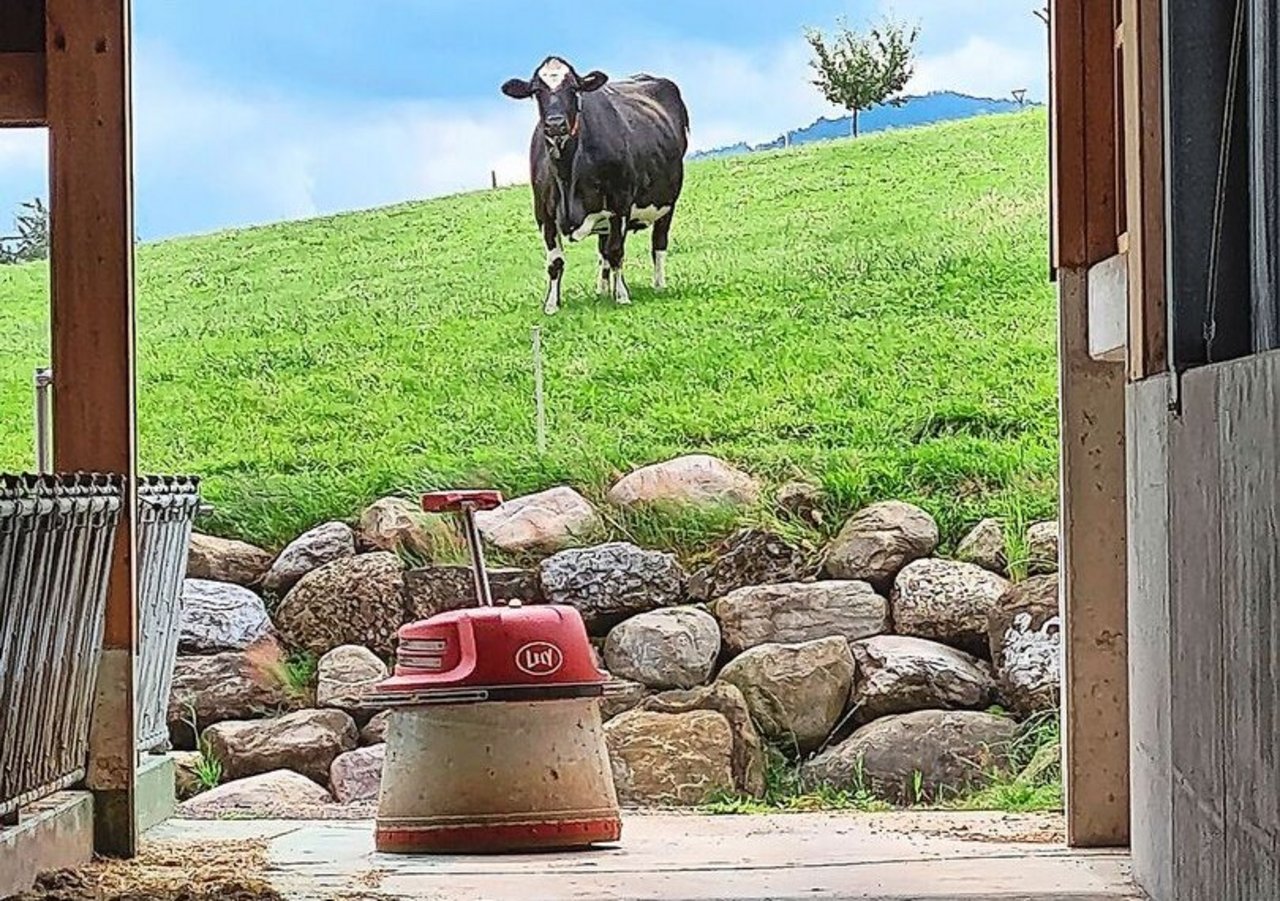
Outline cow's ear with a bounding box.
[579,71,609,93]
[501,78,536,100]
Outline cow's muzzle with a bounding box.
[544,114,570,138]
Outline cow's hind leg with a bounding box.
[604,216,630,305]
[542,224,564,315]
[596,235,611,296]
[651,208,673,290]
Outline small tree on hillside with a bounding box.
[0,198,49,265]
[804,17,920,138]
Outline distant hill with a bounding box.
[691,91,1036,160]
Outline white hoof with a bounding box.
[614,284,631,305]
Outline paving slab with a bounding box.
[150,811,1142,900]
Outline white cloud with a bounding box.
[910,36,1047,101]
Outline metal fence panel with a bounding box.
[135,476,201,752]
[0,474,122,820]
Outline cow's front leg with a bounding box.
[604,215,630,305]
[596,235,611,296]
[543,226,564,315]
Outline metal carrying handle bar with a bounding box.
[422,490,504,608]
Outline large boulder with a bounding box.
[167,647,292,749]
[179,769,332,818]
[262,521,356,596]
[329,744,386,804]
[273,553,407,657]
[404,565,542,619]
[356,497,461,562]
[687,528,809,603]
[1026,520,1060,575]
[635,683,767,798]
[605,709,736,806]
[994,611,1062,719]
[602,607,721,690]
[202,708,358,786]
[717,637,854,755]
[606,454,761,510]
[987,575,1059,661]
[823,501,939,592]
[955,518,1008,576]
[711,581,889,656]
[179,579,273,655]
[801,710,1019,804]
[775,480,825,527]
[187,533,273,587]
[473,487,601,556]
[849,635,994,722]
[315,645,388,720]
[539,542,686,633]
[170,751,204,801]
[891,558,1011,658]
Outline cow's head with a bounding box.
[502,57,608,156]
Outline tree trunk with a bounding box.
[851,110,859,138]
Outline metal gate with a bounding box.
[136,476,201,752]
[0,474,123,821]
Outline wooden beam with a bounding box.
[0,52,46,126]
[46,0,138,858]
[1123,0,1168,378]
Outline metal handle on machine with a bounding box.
[421,489,504,609]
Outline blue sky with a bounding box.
[0,1,1047,240]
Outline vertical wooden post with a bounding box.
[1051,0,1131,848]
[46,0,138,858]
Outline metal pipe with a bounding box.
[458,501,494,607]
[33,368,52,473]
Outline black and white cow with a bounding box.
[501,56,689,314]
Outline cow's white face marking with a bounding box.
[630,205,671,225]
[571,210,613,242]
[538,59,571,90]
[653,250,667,290]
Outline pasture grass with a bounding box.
[0,110,1058,553]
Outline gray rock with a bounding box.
[473,487,601,556]
[823,501,939,592]
[167,647,292,750]
[987,574,1059,662]
[891,558,1011,658]
[1026,520,1060,575]
[315,645,388,716]
[329,744,386,804]
[179,579,272,655]
[994,611,1061,719]
[273,553,407,658]
[801,710,1019,804]
[202,708,358,786]
[603,607,721,690]
[711,580,889,656]
[404,565,542,620]
[359,710,392,746]
[187,533,273,587]
[687,528,809,603]
[850,635,994,722]
[717,637,854,755]
[606,454,761,510]
[179,769,332,817]
[955,518,1008,575]
[605,709,736,806]
[539,542,687,633]
[601,677,652,721]
[262,521,356,596]
[356,497,461,562]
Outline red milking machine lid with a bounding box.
[365,603,609,707]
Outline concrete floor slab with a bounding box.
[150,811,1143,900]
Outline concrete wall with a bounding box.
[1126,353,1280,901]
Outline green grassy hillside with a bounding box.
[0,110,1058,553]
